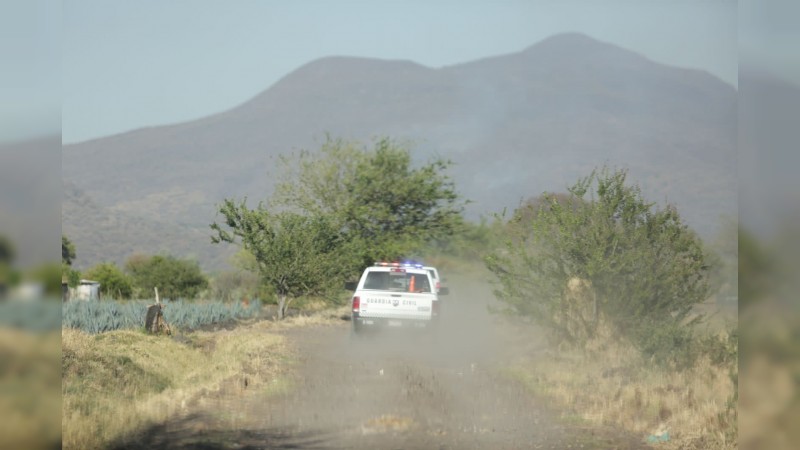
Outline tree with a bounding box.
[207,250,273,303]
[30,263,64,298]
[486,167,709,364]
[212,203,360,319]
[704,215,738,304]
[0,234,16,295]
[83,262,133,299]
[62,263,81,288]
[211,136,466,319]
[0,234,15,265]
[62,235,76,266]
[431,216,502,260]
[60,235,80,289]
[125,254,208,300]
[738,227,771,310]
[272,136,466,266]
[209,270,257,303]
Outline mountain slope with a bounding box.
[63,33,736,269]
[62,181,233,270]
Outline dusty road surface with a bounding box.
[112,271,649,449]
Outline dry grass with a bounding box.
[62,321,289,450]
[504,324,737,449]
[0,328,61,450]
[738,302,800,449]
[249,304,350,331]
[283,305,350,327]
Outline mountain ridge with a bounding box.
[63,33,737,270]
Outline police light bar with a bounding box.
[401,260,425,268]
[374,261,400,267]
[374,261,424,269]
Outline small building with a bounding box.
[70,279,101,301]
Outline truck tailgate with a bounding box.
[358,293,433,321]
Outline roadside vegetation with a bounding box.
[1,328,60,450]
[62,321,291,449]
[737,225,800,449]
[485,167,738,449]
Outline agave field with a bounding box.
[62,299,262,334]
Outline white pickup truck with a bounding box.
[346,262,445,334]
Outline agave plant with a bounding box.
[63,299,261,334]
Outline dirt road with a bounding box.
[112,271,648,449]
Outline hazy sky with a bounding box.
[57,1,738,144]
[0,0,60,143]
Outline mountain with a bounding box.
[62,181,234,270]
[738,66,800,238]
[63,33,737,270]
[2,136,61,267]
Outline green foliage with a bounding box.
[272,136,465,266]
[738,226,772,309]
[704,216,738,304]
[212,202,359,317]
[228,248,276,301]
[486,167,710,364]
[62,299,261,334]
[0,234,15,264]
[84,262,134,300]
[207,269,272,303]
[433,217,504,260]
[62,263,81,288]
[124,254,208,300]
[698,328,739,367]
[59,234,80,299]
[62,235,76,266]
[0,266,21,292]
[0,235,15,293]
[29,263,63,298]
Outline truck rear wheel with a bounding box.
[351,321,364,338]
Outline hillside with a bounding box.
[738,67,800,237]
[63,33,737,270]
[1,136,61,267]
[62,181,233,270]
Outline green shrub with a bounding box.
[83,262,133,299]
[486,167,711,365]
[125,254,208,300]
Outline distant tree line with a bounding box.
[61,237,209,301]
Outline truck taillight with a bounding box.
[352,296,360,312]
[432,299,440,316]
[436,281,441,291]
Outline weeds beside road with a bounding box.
[62,312,344,449]
[502,325,737,449]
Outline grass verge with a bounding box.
[502,324,737,449]
[0,328,61,450]
[62,320,289,449]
